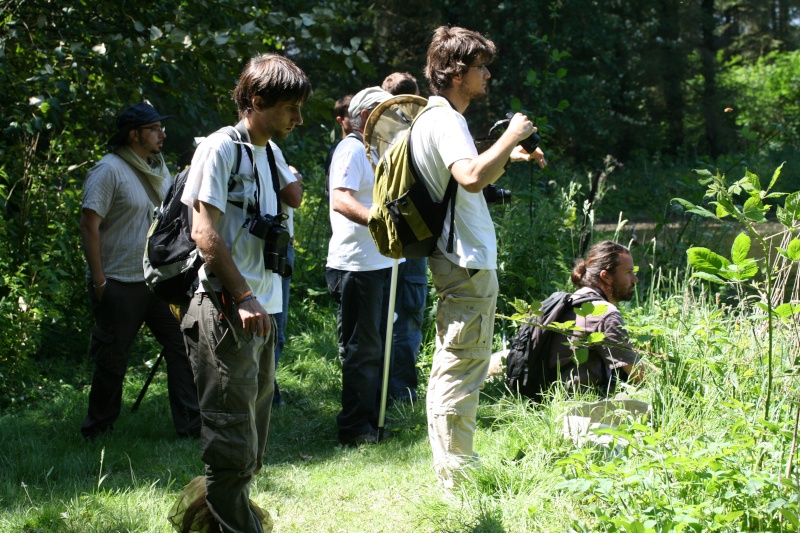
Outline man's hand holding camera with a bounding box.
[506,113,547,168]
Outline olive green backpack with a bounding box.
[367,101,456,259]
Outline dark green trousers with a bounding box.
[181,293,276,533]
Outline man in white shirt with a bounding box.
[169,53,311,533]
[410,26,546,488]
[325,86,395,446]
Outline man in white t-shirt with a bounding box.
[410,26,547,488]
[325,86,395,446]
[169,54,311,533]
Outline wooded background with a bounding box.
[2,0,799,406]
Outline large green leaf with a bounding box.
[774,303,800,318]
[687,247,731,274]
[783,191,800,223]
[586,332,605,344]
[767,161,785,192]
[691,271,726,284]
[671,198,716,218]
[741,168,762,194]
[787,238,800,261]
[575,302,608,317]
[742,197,768,222]
[731,232,751,264]
[720,260,758,281]
[777,206,792,227]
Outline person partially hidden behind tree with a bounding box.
[79,102,200,441]
[549,241,651,395]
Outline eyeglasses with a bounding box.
[469,64,488,71]
[139,125,165,133]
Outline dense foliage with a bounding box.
[2,0,800,405]
[3,196,800,530]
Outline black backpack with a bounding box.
[506,291,604,401]
[142,127,244,306]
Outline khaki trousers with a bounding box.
[427,250,498,488]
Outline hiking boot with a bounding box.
[339,427,396,446]
[339,429,379,446]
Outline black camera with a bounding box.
[483,183,512,206]
[504,112,541,152]
[475,112,542,154]
[249,212,292,278]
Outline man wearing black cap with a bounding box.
[79,101,200,440]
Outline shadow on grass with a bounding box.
[0,332,431,516]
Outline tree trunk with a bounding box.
[700,0,723,157]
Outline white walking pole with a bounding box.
[378,258,400,440]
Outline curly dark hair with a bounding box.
[424,26,496,94]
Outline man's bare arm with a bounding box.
[79,208,107,301]
[280,180,302,209]
[191,199,271,336]
[331,188,369,226]
[450,113,544,193]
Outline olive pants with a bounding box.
[181,293,276,533]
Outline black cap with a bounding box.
[107,102,171,146]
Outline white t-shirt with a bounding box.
[181,129,282,313]
[326,134,395,271]
[269,141,298,237]
[409,96,497,270]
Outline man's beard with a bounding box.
[459,82,488,103]
[614,283,635,302]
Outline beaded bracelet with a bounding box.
[236,294,257,305]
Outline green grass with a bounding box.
[2,280,800,532]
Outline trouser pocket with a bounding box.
[200,410,252,471]
[438,295,494,358]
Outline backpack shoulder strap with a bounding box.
[265,142,282,215]
[540,291,573,325]
[217,125,244,176]
[406,103,458,254]
[221,123,262,213]
[569,289,606,308]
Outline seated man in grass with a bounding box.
[549,241,650,396]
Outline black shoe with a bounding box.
[82,425,113,441]
[339,429,380,446]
